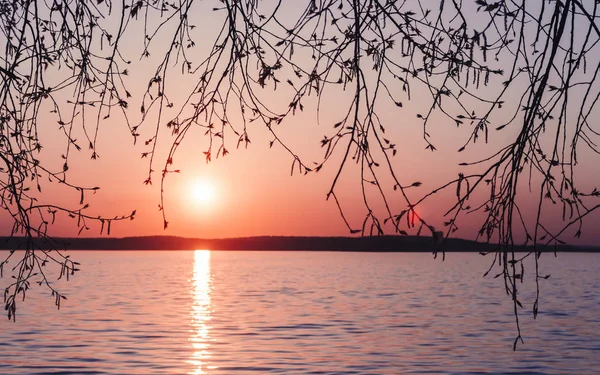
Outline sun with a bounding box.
[190,180,216,205]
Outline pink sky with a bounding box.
[2,1,599,246]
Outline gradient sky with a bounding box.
[2,0,599,245]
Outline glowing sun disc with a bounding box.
[191,180,216,204]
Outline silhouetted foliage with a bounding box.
[2,0,600,348]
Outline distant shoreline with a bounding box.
[0,235,597,252]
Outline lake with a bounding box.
[1,251,599,374]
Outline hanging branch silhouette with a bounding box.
[1,0,599,348]
[0,0,136,320]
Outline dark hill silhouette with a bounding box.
[0,235,596,252]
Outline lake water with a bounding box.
[1,251,599,374]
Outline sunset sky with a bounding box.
[2,0,599,246]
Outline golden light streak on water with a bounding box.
[188,250,215,374]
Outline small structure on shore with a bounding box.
[433,231,445,245]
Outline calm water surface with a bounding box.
[1,251,599,374]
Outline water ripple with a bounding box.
[0,251,599,374]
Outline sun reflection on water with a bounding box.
[189,250,214,374]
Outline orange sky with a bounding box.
[2,1,599,246]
